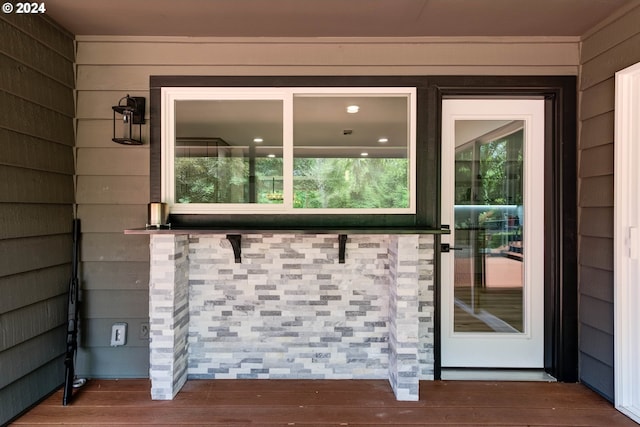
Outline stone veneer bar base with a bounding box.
[388,235,420,400]
[148,233,434,401]
[149,235,189,399]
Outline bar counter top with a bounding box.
[124,227,450,235]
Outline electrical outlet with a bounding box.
[139,322,150,340]
[110,322,127,346]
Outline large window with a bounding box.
[162,87,416,214]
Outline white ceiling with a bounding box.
[45,0,632,38]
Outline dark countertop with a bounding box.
[125,227,450,235]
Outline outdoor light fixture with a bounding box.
[112,94,145,145]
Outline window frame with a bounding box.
[161,86,417,215]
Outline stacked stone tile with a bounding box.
[148,233,435,401]
[149,235,189,399]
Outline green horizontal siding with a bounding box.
[0,13,74,426]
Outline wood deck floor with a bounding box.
[10,379,637,426]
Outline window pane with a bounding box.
[292,95,409,209]
[174,100,283,204]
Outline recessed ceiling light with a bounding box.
[361,152,369,157]
[346,105,360,114]
[378,137,389,143]
[253,137,264,143]
[267,154,276,158]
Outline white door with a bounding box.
[614,62,640,424]
[441,99,545,368]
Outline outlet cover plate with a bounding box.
[139,322,150,340]
[110,322,127,346]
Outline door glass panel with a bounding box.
[453,120,524,333]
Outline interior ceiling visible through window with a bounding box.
[175,96,408,156]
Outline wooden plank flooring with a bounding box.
[10,379,637,426]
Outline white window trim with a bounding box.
[161,87,417,215]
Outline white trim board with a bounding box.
[614,61,640,424]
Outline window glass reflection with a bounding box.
[174,100,283,204]
[453,120,525,333]
[292,95,409,209]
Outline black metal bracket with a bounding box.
[227,234,242,263]
[338,234,348,264]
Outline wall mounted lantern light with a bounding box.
[112,94,145,145]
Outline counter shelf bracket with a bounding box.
[226,234,242,263]
[338,234,348,264]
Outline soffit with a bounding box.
[44,0,631,38]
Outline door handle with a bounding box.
[440,243,463,253]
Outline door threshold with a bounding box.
[441,368,557,382]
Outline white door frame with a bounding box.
[614,61,640,423]
[440,99,545,368]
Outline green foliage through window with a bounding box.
[293,158,408,209]
[175,156,408,208]
[176,157,284,204]
[454,129,523,206]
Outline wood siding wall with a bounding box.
[578,3,640,402]
[0,15,75,425]
[74,35,579,378]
